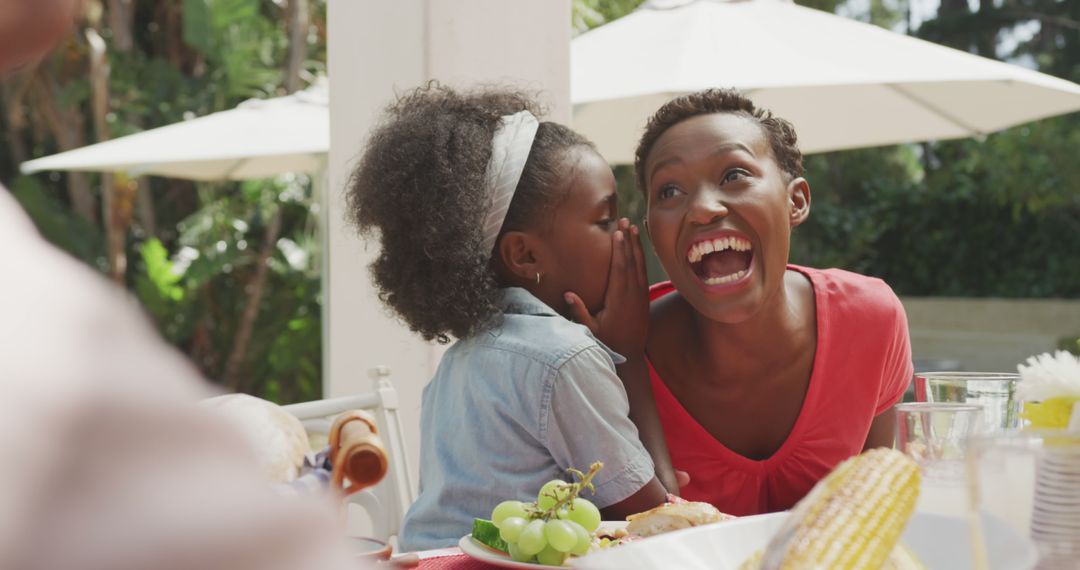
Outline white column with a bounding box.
[326,0,571,488]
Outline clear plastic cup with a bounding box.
[896,402,985,517]
[915,372,1021,432]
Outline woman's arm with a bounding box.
[863,406,896,450]
[618,355,681,494]
[864,286,911,451]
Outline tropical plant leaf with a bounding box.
[182,0,213,54]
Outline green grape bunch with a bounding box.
[489,462,605,566]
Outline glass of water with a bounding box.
[896,402,984,517]
[914,371,1021,432]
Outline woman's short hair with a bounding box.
[634,88,804,192]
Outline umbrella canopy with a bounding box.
[572,0,1080,164]
[21,82,328,180]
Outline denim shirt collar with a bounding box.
[498,287,627,364]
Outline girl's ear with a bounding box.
[497,230,544,284]
[787,177,811,228]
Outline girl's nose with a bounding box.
[687,187,729,226]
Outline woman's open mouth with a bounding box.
[686,234,753,287]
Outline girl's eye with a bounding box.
[597,218,615,229]
[657,184,683,201]
[722,169,749,184]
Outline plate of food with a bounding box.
[461,507,730,569]
[458,533,549,570]
[462,450,1034,569]
[461,463,733,568]
[459,521,629,569]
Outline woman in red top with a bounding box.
[632,89,912,516]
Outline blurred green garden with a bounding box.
[2,0,1078,404]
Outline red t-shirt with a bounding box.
[647,265,912,516]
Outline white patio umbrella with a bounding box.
[21,82,328,180]
[572,0,1080,164]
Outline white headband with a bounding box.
[481,110,540,256]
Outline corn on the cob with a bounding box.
[761,448,921,569]
[883,543,927,570]
[743,544,926,570]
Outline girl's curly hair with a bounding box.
[347,83,593,343]
[634,88,803,192]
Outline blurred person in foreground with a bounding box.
[0,2,359,569]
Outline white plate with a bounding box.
[458,535,543,570]
[573,512,1038,570]
[459,522,629,569]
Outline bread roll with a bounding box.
[625,500,733,537]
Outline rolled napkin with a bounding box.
[202,394,389,496]
[329,410,389,494]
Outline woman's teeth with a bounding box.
[687,236,752,263]
[687,235,753,286]
[703,269,748,286]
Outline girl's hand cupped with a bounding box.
[564,218,649,357]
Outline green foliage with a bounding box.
[137,238,184,304]
[182,0,214,54]
[198,0,284,101]
[1,0,327,403]
[572,0,645,34]
[792,116,1080,298]
[788,0,1080,299]
[9,176,106,269]
[127,175,322,401]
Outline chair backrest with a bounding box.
[282,366,417,542]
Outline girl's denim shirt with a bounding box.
[398,287,654,551]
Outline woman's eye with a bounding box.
[722,169,748,184]
[597,218,615,228]
[657,184,682,201]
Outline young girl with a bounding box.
[347,84,671,550]
[635,88,913,516]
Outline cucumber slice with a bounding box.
[471,518,509,553]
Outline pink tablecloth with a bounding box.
[416,552,500,569]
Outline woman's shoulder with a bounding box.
[792,265,904,319]
[647,282,696,347]
[648,280,677,302]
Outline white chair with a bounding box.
[283,366,417,542]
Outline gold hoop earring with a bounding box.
[535,272,542,286]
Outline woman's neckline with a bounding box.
[647,264,826,472]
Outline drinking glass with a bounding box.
[915,372,1022,431]
[967,431,1080,570]
[895,402,985,517]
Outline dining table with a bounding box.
[398,546,498,569]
